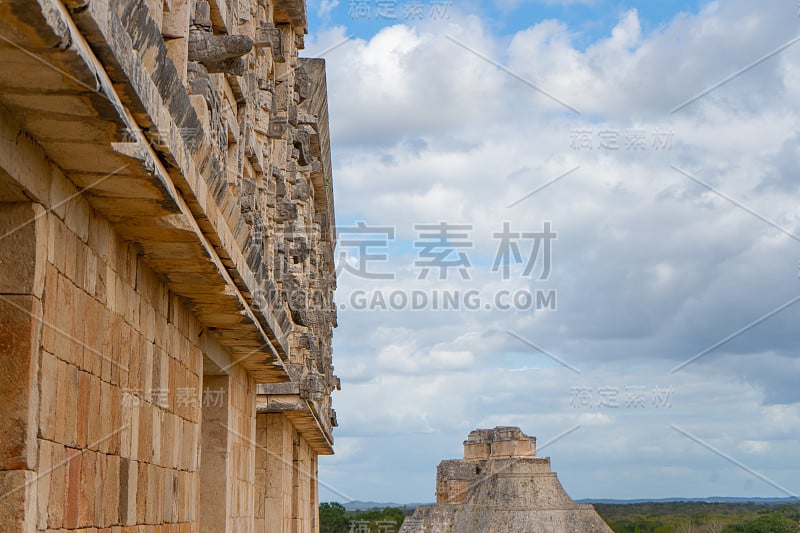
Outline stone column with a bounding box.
[262,413,294,533]
[310,454,319,533]
[0,202,47,533]
[199,373,232,532]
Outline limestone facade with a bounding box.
[0,0,337,531]
[400,427,614,533]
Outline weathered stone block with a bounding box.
[104,453,121,527]
[119,457,138,525]
[64,194,91,244]
[70,283,86,367]
[79,449,96,527]
[110,385,123,454]
[86,372,102,448]
[54,274,75,364]
[0,203,47,297]
[162,0,191,39]
[0,295,41,470]
[145,463,160,524]
[57,362,79,448]
[166,38,189,81]
[192,0,213,29]
[136,460,149,523]
[99,380,112,453]
[138,402,154,463]
[35,439,52,530]
[63,447,82,529]
[76,370,92,448]
[45,444,66,528]
[93,451,107,526]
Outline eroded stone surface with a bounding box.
[0,0,337,531]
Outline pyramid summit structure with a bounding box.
[400,427,613,533]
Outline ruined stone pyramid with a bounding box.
[400,427,613,533]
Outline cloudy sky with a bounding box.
[301,0,800,503]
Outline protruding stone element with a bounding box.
[401,427,614,533]
[188,33,254,65]
[188,0,253,76]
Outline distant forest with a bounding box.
[320,501,800,532]
[320,503,411,533]
[594,501,800,532]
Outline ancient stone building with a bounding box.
[0,0,338,531]
[400,427,613,533]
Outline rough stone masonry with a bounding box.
[400,427,614,533]
[0,0,338,531]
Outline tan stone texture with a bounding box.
[0,1,337,532]
[0,469,36,533]
[0,203,47,297]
